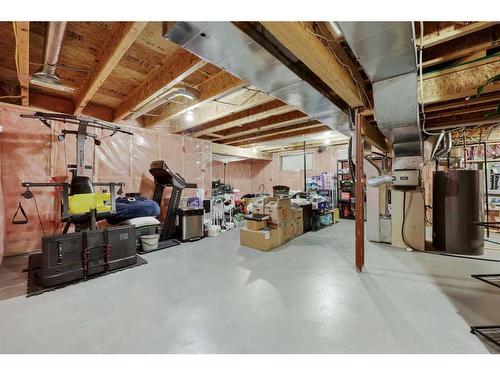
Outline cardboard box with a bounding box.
[240,228,279,251]
[265,198,292,224]
[294,220,304,237]
[274,226,293,245]
[247,219,267,231]
[268,220,290,230]
[292,207,303,221]
[253,196,277,214]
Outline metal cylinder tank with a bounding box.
[432,170,484,255]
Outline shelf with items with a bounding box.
[336,159,355,220]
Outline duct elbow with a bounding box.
[367,174,393,187]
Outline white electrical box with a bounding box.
[392,169,420,188]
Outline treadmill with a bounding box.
[147,160,197,252]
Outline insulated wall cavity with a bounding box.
[0,104,212,256]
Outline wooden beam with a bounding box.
[29,91,114,121]
[421,55,500,104]
[261,22,365,108]
[190,99,289,137]
[12,21,30,106]
[355,113,365,272]
[360,120,391,154]
[224,121,322,145]
[113,49,206,121]
[420,22,498,48]
[74,22,147,116]
[421,25,500,69]
[425,91,500,113]
[230,125,331,147]
[143,70,245,127]
[211,142,272,160]
[216,110,310,139]
[425,103,498,120]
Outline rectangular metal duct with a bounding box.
[337,22,421,156]
[165,22,350,135]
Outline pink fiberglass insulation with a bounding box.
[0,105,212,256]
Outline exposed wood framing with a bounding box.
[355,113,365,272]
[421,26,500,69]
[261,22,366,108]
[216,114,313,142]
[74,22,147,115]
[232,125,331,147]
[224,121,322,145]
[143,70,245,127]
[12,21,30,106]
[211,142,272,160]
[216,111,310,139]
[419,22,498,48]
[262,138,348,153]
[361,121,391,154]
[30,91,114,121]
[171,88,274,133]
[425,91,500,113]
[113,49,206,121]
[421,55,500,104]
[191,99,290,137]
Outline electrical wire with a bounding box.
[299,22,373,110]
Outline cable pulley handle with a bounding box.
[12,202,28,224]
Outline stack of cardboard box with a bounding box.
[265,197,293,244]
[241,197,309,251]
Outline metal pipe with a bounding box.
[450,141,490,238]
[129,85,200,120]
[32,22,68,85]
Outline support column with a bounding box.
[355,113,365,272]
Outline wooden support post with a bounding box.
[12,21,30,106]
[355,112,365,272]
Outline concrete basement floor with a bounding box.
[1,220,500,354]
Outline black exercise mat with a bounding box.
[26,253,147,297]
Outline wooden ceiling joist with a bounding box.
[261,22,366,108]
[12,21,30,106]
[189,99,290,137]
[419,22,498,48]
[421,25,500,69]
[218,116,316,143]
[421,55,500,104]
[215,110,310,139]
[171,88,274,133]
[143,70,245,127]
[74,22,148,116]
[231,125,331,147]
[113,49,206,121]
[211,142,272,161]
[223,121,322,145]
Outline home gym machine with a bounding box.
[147,160,197,252]
[17,112,137,288]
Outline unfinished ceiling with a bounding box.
[1,21,499,153]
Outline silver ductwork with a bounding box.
[164,22,350,134]
[129,85,200,120]
[336,22,421,157]
[31,22,68,89]
[430,132,452,160]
